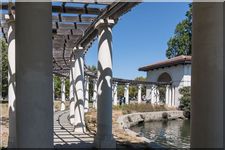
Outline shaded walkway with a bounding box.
[54,110,94,148]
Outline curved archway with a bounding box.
[157,72,172,83]
[157,72,172,103]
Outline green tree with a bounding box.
[117,85,124,98]
[53,75,61,99]
[1,39,8,98]
[135,76,146,96]
[134,76,146,81]
[53,75,70,100]
[166,4,192,59]
[129,86,137,98]
[65,78,69,98]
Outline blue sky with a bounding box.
[85,2,190,79]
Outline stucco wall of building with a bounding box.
[145,64,191,107]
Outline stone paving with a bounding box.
[54,110,94,148]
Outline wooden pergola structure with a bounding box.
[1,1,140,77]
[0,1,143,148]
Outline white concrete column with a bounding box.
[170,86,174,107]
[156,87,159,104]
[61,77,66,111]
[173,86,177,106]
[72,48,85,133]
[15,3,53,148]
[174,86,178,107]
[165,85,169,106]
[137,84,142,104]
[173,86,176,106]
[145,85,151,100]
[84,75,90,112]
[53,79,55,101]
[168,85,172,107]
[53,79,55,112]
[92,78,98,109]
[6,8,16,148]
[69,64,75,124]
[191,3,223,148]
[151,85,156,104]
[94,19,116,148]
[113,82,118,106]
[124,83,130,104]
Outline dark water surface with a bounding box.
[130,119,190,148]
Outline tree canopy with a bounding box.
[166,4,192,59]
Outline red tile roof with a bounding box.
[138,55,191,71]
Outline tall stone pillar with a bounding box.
[171,86,174,106]
[165,85,169,106]
[113,82,118,106]
[124,83,130,104]
[6,7,16,147]
[84,75,90,112]
[72,48,85,133]
[53,78,55,101]
[168,85,172,107]
[94,19,116,148]
[92,78,98,109]
[137,84,142,104]
[15,3,53,148]
[151,85,156,104]
[61,77,66,111]
[53,79,55,112]
[173,86,176,106]
[156,87,159,104]
[69,64,75,124]
[191,3,223,148]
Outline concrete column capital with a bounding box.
[113,82,118,86]
[93,78,98,83]
[5,14,15,24]
[73,47,85,58]
[5,4,15,23]
[125,83,130,87]
[61,77,66,81]
[138,84,142,88]
[166,85,170,88]
[94,19,115,31]
[85,75,90,81]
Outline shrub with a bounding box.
[179,86,191,119]
[113,103,168,115]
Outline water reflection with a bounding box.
[130,119,190,148]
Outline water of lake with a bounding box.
[130,119,190,148]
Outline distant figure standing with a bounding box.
[122,96,126,104]
[142,95,146,101]
[119,97,123,106]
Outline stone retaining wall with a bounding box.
[117,111,185,148]
[117,111,184,129]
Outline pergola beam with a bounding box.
[1,3,103,15]
[52,0,114,5]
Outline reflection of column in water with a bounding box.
[165,120,183,147]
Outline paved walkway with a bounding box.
[54,110,94,148]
